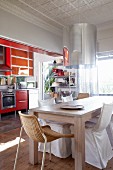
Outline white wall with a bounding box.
[1,7,113,55]
[97,27,113,52]
[0,9,63,54]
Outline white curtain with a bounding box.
[76,65,98,96]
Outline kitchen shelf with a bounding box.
[51,85,76,92]
[51,86,76,88]
[49,63,63,66]
[49,66,77,99]
[52,75,75,78]
[11,48,34,76]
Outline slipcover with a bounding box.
[70,103,113,169]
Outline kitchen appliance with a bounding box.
[1,90,16,109]
[0,46,12,71]
[29,89,38,109]
[19,82,27,89]
[69,23,97,66]
[27,81,37,88]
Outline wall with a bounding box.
[97,27,113,52]
[0,9,63,54]
[1,7,113,55]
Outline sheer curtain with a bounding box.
[76,65,98,96]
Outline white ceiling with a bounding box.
[0,0,113,30]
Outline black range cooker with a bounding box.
[0,87,16,110]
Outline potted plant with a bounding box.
[44,65,55,99]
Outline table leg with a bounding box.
[29,138,38,165]
[74,117,85,170]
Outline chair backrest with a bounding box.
[19,112,45,142]
[93,103,113,132]
[38,97,55,107]
[77,93,89,100]
[62,94,73,102]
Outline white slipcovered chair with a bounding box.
[38,97,72,158]
[38,98,55,126]
[107,115,113,148]
[61,94,73,102]
[70,103,113,169]
[86,108,113,148]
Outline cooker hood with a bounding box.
[69,23,97,67]
[0,47,12,72]
[0,64,12,72]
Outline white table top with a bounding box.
[33,96,113,117]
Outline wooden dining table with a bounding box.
[29,96,113,170]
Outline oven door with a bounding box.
[1,93,16,109]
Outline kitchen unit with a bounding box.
[0,88,28,120]
[16,90,28,110]
[29,89,39,109]
[50,66,77,100]
[0,45,11,75]
[1,90,16,110]
[0,46,5,64]
[11,48,34,76]
[0,43,34,77]
[0,38,61,119]
[0,87,39,120]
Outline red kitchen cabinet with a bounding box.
[0,46,11,76]
[0,90,28,118]
[16,90,28,110]
[5,47,11,76]
[0,91,1,110]
[11,48,34,76]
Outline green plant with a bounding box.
[16,76,25,83]
[44,66,55,93]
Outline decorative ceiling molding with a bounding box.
[0,0,63,36]
[0,36,62,56]
[0,0,113,34]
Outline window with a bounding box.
[97,55,113,95]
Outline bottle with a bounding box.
[7,77,11,85]
[13,76,16,84]
[36,81,38,88]
[14,83,16,89]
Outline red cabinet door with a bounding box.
[16,90,28,100]
[0,92,1,110]
[16,100,28,110]
[5,47,11,76]
[16,90,28,110]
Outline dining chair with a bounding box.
[70,103,113,169]
[107,115,113,148]
[13,112,74,170]
[61,94,73,102]
[38,97,55,125]
[76,93,89,99]
[38,97,73,158]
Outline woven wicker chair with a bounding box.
[77,93,89,100]
[13,112,74,170]
[38,98,73,158]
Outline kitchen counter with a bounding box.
[15,88,39,91]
